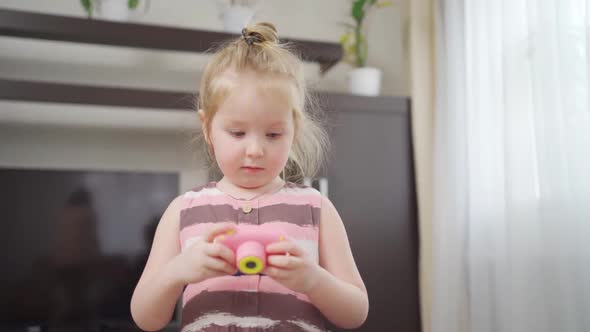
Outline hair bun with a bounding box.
[241,22,279,45]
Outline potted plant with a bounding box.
[80,0,149,21]
[216,0,259,34]
[340,0,392,96]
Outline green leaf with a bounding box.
[344,0,391,67]
[352,0,367,24]
[358,34,368,67]
[80,0,93,17]
[376,0,393,8]
[128,0,140,9]
[339,33,349,44]
[339,30,359,67]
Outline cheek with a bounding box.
[210,133,238,164]
[275,137,294,163]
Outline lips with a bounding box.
[241,166,264,173]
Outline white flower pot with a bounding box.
[221,6,255,33]
[348,67,382,96]
[96,0,130,21]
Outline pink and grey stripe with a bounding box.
[179,182,328,332]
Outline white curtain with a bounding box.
[431,1,590,331]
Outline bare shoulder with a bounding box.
[319,195,349,235]
[137,194,185,282]
[320,195,339,220]
[163,194,186,221]
[153,194,186,244]
[318,195,347,245]
[150,194,184,232]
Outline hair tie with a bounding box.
[241,28,263,46]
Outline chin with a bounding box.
[235,177,267,189]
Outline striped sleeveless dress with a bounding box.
[179,181,328,332]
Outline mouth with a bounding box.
[241,166,264,172]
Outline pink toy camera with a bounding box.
[214,228,287,275]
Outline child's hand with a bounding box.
[170,222,238,286]
[264,240,323,294]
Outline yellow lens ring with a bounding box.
[238,256,265,275]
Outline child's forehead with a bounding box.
[214,72,295,125]
[221,117,290,128]
[217,68,298,102]
[221,68,285,84]
[215,103,292,127]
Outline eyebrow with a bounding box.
[225,120,288,127]
[225,119,247,126]
[268,121,288,127]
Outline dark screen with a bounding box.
[0,168,179,330]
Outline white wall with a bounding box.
[0,122,208,192]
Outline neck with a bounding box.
[217,177,285,199]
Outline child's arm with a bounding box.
[306,195,369,328]
[265,196,369,329]
[130,196,237,331]
[130,196,185,331]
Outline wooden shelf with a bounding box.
[0,8,342,73]
[0,78,408,131]
[0,79,192,110]
[0,78,408,114]
[0,8,408,128]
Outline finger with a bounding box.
[267,255,302,270]
[205,222,237,243]
[264,266,289,280]
[204,242,236,265]
[203,256,237,275]
[266,241,304,257]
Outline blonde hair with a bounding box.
[196,22,330,183]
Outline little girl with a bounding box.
[130,22,368,332]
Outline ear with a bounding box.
[198,109,210,144]
[197,109,205,121]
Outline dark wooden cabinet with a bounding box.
[321,95,421,332]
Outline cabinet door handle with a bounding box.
[303,177,328,197]
[319,177,329,197]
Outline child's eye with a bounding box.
[267,133,282,139]
[230,131,245,138]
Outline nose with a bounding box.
[245,137,264,158]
